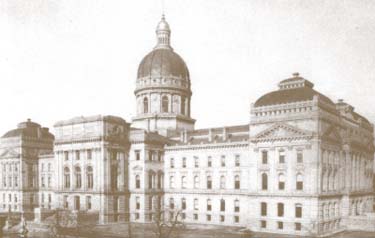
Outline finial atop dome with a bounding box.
[155,15,172,50]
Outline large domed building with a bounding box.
[132,15,195,136]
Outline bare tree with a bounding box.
[151,205,185,238]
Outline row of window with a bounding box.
[261,150,303,164]
[1,163,19,172]
[134,150,163,162]
[261,173,304,191]
[2,176,19,188]
[170,154,241,169]
[41,176,52,188]
[40,163,52,172]
[142,96,187,115]
[64,166,94,189]
[168,175,241,189]
[260,202,303,218]
[63,149,93,161]
[260,220,303,231]
[63,195,92,210]
[2,193,18,203]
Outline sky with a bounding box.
[0,0,375,135]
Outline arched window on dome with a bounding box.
[162,96,169,113]
[143,97,149,113]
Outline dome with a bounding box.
[2,119,54,139]
[254,73,334,107]
[137,48,190,80]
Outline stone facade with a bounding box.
[0,16,374,237]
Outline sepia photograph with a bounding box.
[0,0,375,237]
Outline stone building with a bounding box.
[0,16,374,236]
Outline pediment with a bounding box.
[132,165,143,171]
[0,149,20,159]
[322,125,342,143]
[251,123,313,142]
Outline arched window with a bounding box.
[135,175,140,189]
[194,176,199,189]
[207,176,212,189]
[181,176,187,189]
[86,166,93,189]
[234,175,240,189]
[169,176,175,189]
[220,176,226,189]
[278,174,285,190]
[261,173,268,190]
[64,167,70,188]
[162,96,169,113]
[143,97,149,113]
[75,166,82,189]
[181,97,186,115]
[277,203,284,217]
[295,204,302,218]
[296,174,303,190]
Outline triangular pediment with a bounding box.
[322,125,342,143]
[132,165,143,171]
[0,149,20,159]
[251,123,313,142]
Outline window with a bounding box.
[278,174,285,190]
[262,151,268,164]
[63,195,68,209]
[194,176,199,189]
[64,167,70,188]
[148,151,153,161]
[148,173,153,189]
[207,176,212,189]
[75,151,80,160]
[169,176,175,189]
[234,175,240,189]
[135,175,141,189]
[261,173,268,190]
[86,196,92,210]
[181,213,186,220]
[297,150,303,163]
[110,165,118,190]
[279,150,285,163]
[194,199,198,210]
[278,221,283,230]
[75,167,82,188]
[181,176,187,189]
[87,166,93,189]
[220,199,225,212]
[181,97,186,115]
[181,198,186,210]
[261,220,267,228]
[207,156,212,167]
[235,155,240,167]
[162,96,169,113]
[296,174,303,190]
[234,200,240,212]
[234,216,239,223]
[202,199,210,212]
[194,157,199,168]
[295,204,302,218]
[295,222,302,231]
[170,158,174,168]
[143,97,149,113]
[41,177,45,188]
[64,151,69,161]
[169,198,174,209]
[221,155,226,167]
[193,214,198,220]
[220,215,225,222]
[87,150,92,160]
[136,197,140,210]
[261,202,267,216]
[135,213,140,220]
[220,176,226,189]
[135,151,140,161]
[48,194,51,203]
[182,157,186,168]
[206,214,211,221]
[278,203,284,217]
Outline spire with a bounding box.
[155,15,172,50]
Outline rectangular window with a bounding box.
[148,151,153,161]
[87,150,92,160]
[296,181,303,190]
[182,157,186,168]
[86,196,92,210]
[261,220,267,228]
[76,151,80,160]
[234,216,239,223]
[220,200,225,212]
[207,200,212,211]
[235,154,240,167]
[135,213,139,220]
[135,150,140,161]
[170,158,174,169]
[220,215,225,222]
[206,214,211,221]
[193,214,198,220]
[221,156,226,167]
[64,151,69,161]
[279,151,285,163]
[295,222,302,231]
[63,195,68,209]
[278,181,285,190]
[278,221,283,230]
[295,205,302,218]
[207,156,212,167]
[297,150,303,163]
[136,197,140,210]
[261,202,267,216]
[181,213,186,219]
[262,151,268,164]
[278,203,284,217]
[194,199,198,210]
